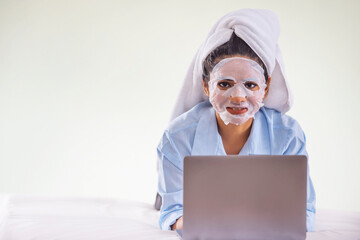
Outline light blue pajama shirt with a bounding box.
[157,100,316,231]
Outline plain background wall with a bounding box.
[0,0,359,212]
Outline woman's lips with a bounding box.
[226,107,248,115]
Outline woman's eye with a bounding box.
[217,81,232,89]
[244,81,259,90]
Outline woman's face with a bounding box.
[205,56,267,126]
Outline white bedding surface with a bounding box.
[0,195,359,240]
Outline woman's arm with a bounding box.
[157,134,184,230]
[284,124,316,232]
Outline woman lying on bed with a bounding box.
[157,9,316,232]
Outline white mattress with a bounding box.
[0,194,359,240]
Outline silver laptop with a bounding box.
[178,155,307,240]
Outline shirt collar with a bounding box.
[239,108,271,155]
[192,105,271,155]
[191,103,220,155]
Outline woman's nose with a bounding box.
[230,96,246,103]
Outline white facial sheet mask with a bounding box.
[208,57,267,125]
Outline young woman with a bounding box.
[157,9,316,232]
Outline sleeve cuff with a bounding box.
[159,209,183,230]
[306,209,316,232]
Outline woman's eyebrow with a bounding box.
[241,77,259,82]
[214,76,236,81]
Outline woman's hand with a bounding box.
[171,216,183,230]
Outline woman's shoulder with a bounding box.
[158,101,212,155]
[166,101,212,134]
[258,107,307,154]
[259,107,305,141]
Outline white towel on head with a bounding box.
[170,9,293,120]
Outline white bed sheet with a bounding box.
[0,194,359,240]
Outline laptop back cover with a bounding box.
[183,155,307,240]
